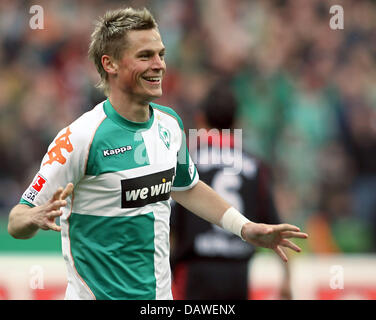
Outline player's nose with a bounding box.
[151,54,165,71]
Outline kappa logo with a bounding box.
[121,168,175,208]
[43,127,73,166]
[158,123,171,149]
[103,145,132,157]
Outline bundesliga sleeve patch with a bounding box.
[121,168,175,208]
[22,173,47,203]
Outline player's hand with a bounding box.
[241,222,308,262]
[30,183,74,232]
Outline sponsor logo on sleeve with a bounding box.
[43,127,73,166]
[121,168,175,208]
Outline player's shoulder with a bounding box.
[71,100,106,130]
[150,102,184,130]
[51,100,107,147]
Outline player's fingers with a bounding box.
[48,200,67,211]
[47,210,63,219]
[46,221,61,232]
[51,187,64,202]
[280,239,302,253]
[274,246,288,263]
[281,231,308,239]
[274,224,301,233]
[61,183,74,200]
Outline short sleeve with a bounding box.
[20,126,85,207]
[172,130,199,191]
[148,102,199,192]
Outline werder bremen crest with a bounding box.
[158,123,171,149]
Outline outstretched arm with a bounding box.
[171,180,231,226]
[8,183,74,239]
[171,180,308,262]
[240,222,307,262]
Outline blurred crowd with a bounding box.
[1,0,376,253]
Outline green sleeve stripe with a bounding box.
[20,198,35,207]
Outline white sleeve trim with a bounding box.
[171,171,199,191]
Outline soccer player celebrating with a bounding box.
[8,8,307,300]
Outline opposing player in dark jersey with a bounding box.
[171,81,292,299]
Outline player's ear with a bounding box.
[102,55,118,75]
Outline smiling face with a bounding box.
[113,28,166,104]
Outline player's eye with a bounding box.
[138,52,152,59]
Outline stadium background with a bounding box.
[1,0,376,299]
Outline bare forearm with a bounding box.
[171,180,308,262]
[171,180,231,226]
[8,184,73,240]
[8,204,39,239]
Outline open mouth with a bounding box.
[142,76,161,84]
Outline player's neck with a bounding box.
[108,90,151,123]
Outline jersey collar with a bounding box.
[103,99,154,132]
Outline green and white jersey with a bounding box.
[20,99,199,300]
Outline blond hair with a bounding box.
[88,7,158,95]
